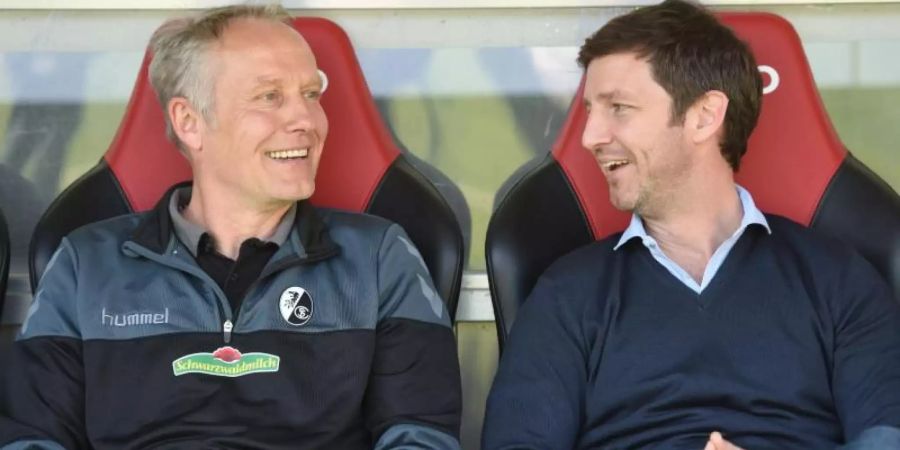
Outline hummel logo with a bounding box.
[102,308,170,327]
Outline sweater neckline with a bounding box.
[631,226,765,309]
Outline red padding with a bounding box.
[105,17,400,212]
[553,12,846,239]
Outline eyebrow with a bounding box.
[253,75,322,89]
[584,89,628,103]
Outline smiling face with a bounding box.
[581,52,694,217]
[191,18,328,209]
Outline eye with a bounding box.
[302,89,322,101]
[257,90,283,104]
[611,103,630,115]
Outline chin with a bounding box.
[282,192,314,203]
[608,195,637,212]
[269,186,315,203]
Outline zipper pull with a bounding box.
[223,320,233,343]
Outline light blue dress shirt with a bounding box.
[613,185,770,293]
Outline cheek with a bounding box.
[233,112,281,143]
[313,105,329,139]
[246,110,282,130]
[643,133,683,173]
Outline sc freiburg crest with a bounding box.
[279,287,313,326]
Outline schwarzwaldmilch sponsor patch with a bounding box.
[172,346,280,377]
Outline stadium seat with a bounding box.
[485,12,900,350]
[29,17,467,319]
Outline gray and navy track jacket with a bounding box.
[0,190,462,449]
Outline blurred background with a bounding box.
[0,2,897,448]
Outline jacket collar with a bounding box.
[167,186,296,257]
[127,182,339,260]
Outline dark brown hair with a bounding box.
[578,0,762,170]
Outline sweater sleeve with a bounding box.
[830,249,900,440]
[482,268,587,450]
[0,240,89,449]
[364,224,462,449]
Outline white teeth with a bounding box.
[267,148,310,160]
[602,160,629,170]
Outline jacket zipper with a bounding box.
[223,319,233,344]
[209,287,233,344]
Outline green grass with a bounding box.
[0,102,125,189]
[383,95,537,270]
[819,87,900,181]
[63,103,129,185]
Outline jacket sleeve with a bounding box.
[364,224,462,450]
[829,249,900,442]
[0,240,89,449]
[481,269,587,450]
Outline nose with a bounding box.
[581,108,613,154]
[283,95,319,134]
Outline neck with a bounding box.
[641,168,743,265]
[183,183,292,259]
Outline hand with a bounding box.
[703,431,745,450]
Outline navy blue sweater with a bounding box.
[483,216,900,450]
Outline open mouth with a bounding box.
[266,148,310,161]
[602,160,630,172]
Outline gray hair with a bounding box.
[148,4,292,149]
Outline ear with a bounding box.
[168,97,205,153]
[686,90,728,145]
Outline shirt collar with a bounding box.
[168,186,297,257]
[614,184,771,251]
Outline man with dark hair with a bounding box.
[482,1,900,449]
[0,5,461,449]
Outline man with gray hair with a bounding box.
[0,5,462,449]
